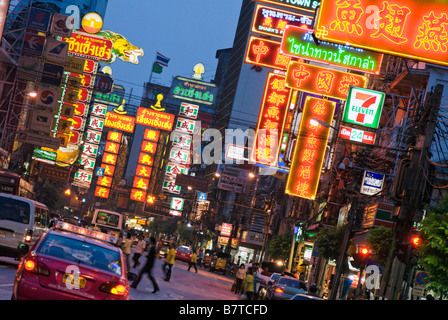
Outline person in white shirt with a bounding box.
[132,236,147,268]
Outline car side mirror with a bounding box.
[17,243,29,254]
[127,272,138,282]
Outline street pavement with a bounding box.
[0,254,239,300]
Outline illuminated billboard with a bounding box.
[251,4,313,39]
[250,72,293,167]
[280,26,384,74]
[104,111,136,133]
[245,36,298,71]
[254,0,320,13]
[135,107,175,131]
[315,0,448,67]
[285,61,368,100]
[285,97,336,200]
[61,31,112,62]
[342,87,385,129]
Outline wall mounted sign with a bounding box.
[245,36,298,71]
[285,61,367,100]
[61,31,113,62]
[250,72,293,167]
[342,87,385,129]
[135,107,175,131]
[339,125,376,145]
[171,76,217,105]
[254,0,320,13]
[360,171,385,196]
[285,96,336,200]
[104,111,136,133]
[252,4,313,39]
[281,26,384,74]
[315,0,448,67]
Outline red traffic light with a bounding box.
[411,235,421,247]
[360,247,369,255]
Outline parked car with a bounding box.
[175,245,192,262]
[158,240,170,258]
[257,272,282,300]
[264,276,307,300]
[12,221,137,300]
[291,293,323,300]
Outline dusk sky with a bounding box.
[101,0,243,105]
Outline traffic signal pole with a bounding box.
[382,84,443,300]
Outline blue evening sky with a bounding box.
[101,0,242,104]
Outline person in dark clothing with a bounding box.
[131,237,159,293]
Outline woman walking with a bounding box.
[234,264,246,295]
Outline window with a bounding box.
[95,211,120,228]
[0,197,30,224]
[34,206,49,227]
[37,233,122,275]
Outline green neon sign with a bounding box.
[280,26,384,75]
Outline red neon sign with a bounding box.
[250,72,292,166]
[315,0,448,66]
[285,97,336,200]
[285,61,367,100]
[245,36,300,71]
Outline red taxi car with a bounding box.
[175,246,192,263]
[12,222,137,300]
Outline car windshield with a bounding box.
[37,233,123,275]
[178,247,191,253]
[0,197,30,224]
[278,278,304,289]
[271,274,281,281]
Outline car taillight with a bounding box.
[99,282,128,296]
[275,288,284,294]
[23,257,50,276]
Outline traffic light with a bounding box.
[351,246,370,269]
[396,233,421,266]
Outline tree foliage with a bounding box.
[267,232,292,261]
[315,225,347,261]
[419,196,448,298]
[36,183,63,211]
[366,226,393,267]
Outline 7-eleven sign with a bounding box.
[171,197,184,211]
[343,87,385,129]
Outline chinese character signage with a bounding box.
[281,26,384,74]
[252,4,313,39]
[179,102,199,119]
[342,87,385,129]
[250,72,293,167]
[285,61,368,100]
[315,0,448,67]
[285,96,336,200]
[245,36,297,71]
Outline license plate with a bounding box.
[62,273,86,289]
[0,232,5,238]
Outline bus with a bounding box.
[91,209,125,237]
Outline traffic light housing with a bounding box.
[396,233,421,266]
[351,246,370,269]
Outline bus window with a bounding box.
[0,197,30,224]
[95,211,120,228]
[34,206,49,227]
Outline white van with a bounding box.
[0,193,50,259]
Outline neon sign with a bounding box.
[250,72,293,167]
[254,0,320,13]
[171,76,218,105]
[136,107,175,131]
[61,32,112,62]
[342,87,385,129]
[285,61,367,100]
[280,26,383,74]
[245,36,299,71]
[104,111,136,133]
[285,97,336,200]
[339,125,376,145]
[315,0,448,67]
[251,4,313,39]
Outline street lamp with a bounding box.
[248,172,255,179]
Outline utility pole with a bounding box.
[382,84,443,300]
[329,196,359,300]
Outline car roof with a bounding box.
[46,230,121,252]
